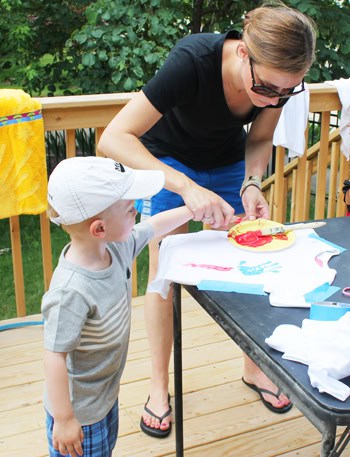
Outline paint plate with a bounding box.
[227,219,296,252]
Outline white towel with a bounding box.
[326,78,350,160]
[265,313,350,401]
[273,84,309,158]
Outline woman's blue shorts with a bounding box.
[135,156,245,217]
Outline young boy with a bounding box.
[42,156,194,457]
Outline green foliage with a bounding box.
[191,0,350,83]
[1,1,349,94]
[191,0,257,33]
[0,0,91,93]
[54,0,190,94]
[288,0,350,81]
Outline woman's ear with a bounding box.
[90,219,106,238]
[237,42,249,61]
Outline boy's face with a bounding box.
[102,199,137,242]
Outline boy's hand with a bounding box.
[53,416,84,457]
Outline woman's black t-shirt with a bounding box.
[141,31,286,170]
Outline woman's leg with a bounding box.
[210,163,292,411]
[242,354,291,408]
[141,223,188,433]
[223,214,291,410]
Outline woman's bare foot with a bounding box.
[243,355,291,410]
[140,389,172,437]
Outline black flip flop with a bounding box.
[140,395,172,438]
[242,377,293,414]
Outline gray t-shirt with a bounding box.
[42,221,153,425]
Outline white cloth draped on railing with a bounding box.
[326,78,350,160]
[273,83,309,158]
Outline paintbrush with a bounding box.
[256,221,327,236]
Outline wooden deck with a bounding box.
[1,291,349,457]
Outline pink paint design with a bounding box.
[184,263,233,271]
[315,254,324,267]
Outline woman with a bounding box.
[98,1,316,438]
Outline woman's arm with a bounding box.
[44,350,84,457]
[98,91,235,227]
[98,91,189,195]
[242,107,282,220]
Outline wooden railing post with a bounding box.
[314,111,331,219]
[66,129,76,158]
[336,150,349,217]
[293,127,308,222]
[327,141,341,218]
[95,127,105,157]
[9,216,26,317]
[272,146,286,222]
[40,212,53,291]
[290,170,298,222]
[304,160,313,220]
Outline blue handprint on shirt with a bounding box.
[238,260,282,276]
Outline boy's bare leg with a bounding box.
[142,223,188,431]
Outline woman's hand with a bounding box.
[180,180,235,229]
[241,185,269,220]
[53,416,84,457]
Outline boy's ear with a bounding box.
[90,219,106,238]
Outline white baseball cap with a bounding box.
[48,156,165,225]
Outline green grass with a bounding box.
[0,215,203,320]
[0,216,69,320]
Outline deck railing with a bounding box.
[264,83,347,223]
[5,84,349,317]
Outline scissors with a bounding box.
[342,287,350,297]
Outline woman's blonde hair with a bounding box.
[242,2,316,73]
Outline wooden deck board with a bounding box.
[1,292,349,457]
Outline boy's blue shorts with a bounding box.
[135,156,245,217]
[46,400,118,457]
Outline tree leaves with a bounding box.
[1,0,349,95]
[82,53,96,67]
[57,0,190,94]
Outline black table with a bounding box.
[173,217,350,457]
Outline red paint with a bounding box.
[185,263,233,271]
[228,231,288,248]
[233,231,272,247]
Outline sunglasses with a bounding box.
[249,57,305,99]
